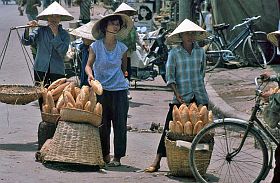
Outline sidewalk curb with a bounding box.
[206,83,251,121]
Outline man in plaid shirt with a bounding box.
[145,19,209,173]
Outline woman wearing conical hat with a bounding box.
[85,13,133,166]
[21,1,74,110]
[145,19,210,173]
[70,21,96,87]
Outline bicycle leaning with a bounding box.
[189,76,280,182]
[205,16,276,72]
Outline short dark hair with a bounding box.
[207,4,212,12]
[100,15,124,35]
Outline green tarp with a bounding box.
[211,0,279,33]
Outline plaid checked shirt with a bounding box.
[166,42,209,105]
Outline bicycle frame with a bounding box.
[221,78,280,180]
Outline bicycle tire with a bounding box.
[251,32,276,65]
[243,36,267,68]
[189,120,268,183]
[205,40,222,72]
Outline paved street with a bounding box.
[0,1,278,183]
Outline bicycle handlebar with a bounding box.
[231,16,261,31]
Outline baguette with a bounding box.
[172,105,181,123]
[48,78,67,91]
[180,106,190,125]
[199,106,209,125]
[175,121,183,134]
[51,82,70,96]
[94,102,103,116]
[184,121,193,135]
[46,91,55,109]
[89,79,103,95]
[169,121,175,132]
[193,120,203,135]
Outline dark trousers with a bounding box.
[156,98,208,157]
[34,70,64,110]
[272,145,280,183]
[97,90,129,158]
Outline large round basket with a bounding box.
[60,108,102,127]
[41,121,105,166]
[41,112,60,124]
[0,85,42,105]
[165,136,213,177]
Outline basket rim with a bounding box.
[0,84,43,94]
[61,107,101,117]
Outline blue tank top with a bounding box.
[90,39,128,91]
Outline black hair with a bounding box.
[138,5,152,21]
[207,4,212,12]
[99,15,124,35]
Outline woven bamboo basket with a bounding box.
[41,112,60,124]
[165,135,213,177]
[0,84,42,105]
[42,121,105,166]
[60,108,102,127]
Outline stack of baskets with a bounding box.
[165,132,213,177]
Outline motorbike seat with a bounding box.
[213,23,230,31]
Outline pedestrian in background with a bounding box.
[79,0,91,24]
[114,2,149,100]
[42,0,50,9]
[85,14,133,166]
[21,1,73,110]
[20,0,41,21]
[145,19,209,172]
[70,21,96,87]
[262,30,280,183]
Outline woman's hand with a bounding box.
[49,22,59,36]
[87,74,94,84]
[27,20,38,27]
[175,92,184,104]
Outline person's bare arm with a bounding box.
[169,83,184,104]
[121,51,128,74]
[85,48,96,83]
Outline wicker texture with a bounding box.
[60,108,101,127]
[43,121,105,166]
[0,85,42,105]
[165,137,213,177]
[41,112,60,124]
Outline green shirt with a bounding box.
[21,0,41,15]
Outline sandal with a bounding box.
[144,164,160,173]
[107,160,121,167]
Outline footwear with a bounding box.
[107,160,121,167]
[127,94,132,100]
[144,164,160,173]
[103,154,111,164]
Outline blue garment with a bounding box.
[90,39,128,91]
[22,25,70,75]
[79,43,90,87]
[166,42,209,105]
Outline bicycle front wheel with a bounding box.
[205,40,222,72]
[189,120,268,183]
[243,36,267,68]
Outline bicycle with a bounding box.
[205,16,276,72]
[189,76,280,182]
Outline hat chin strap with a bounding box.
[106,30,118,35]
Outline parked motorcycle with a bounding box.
[130,27,170,83]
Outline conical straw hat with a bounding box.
[267,30,280,47]
[166,19,209,44]
[114,3,137,16]
[92,13,133,40]
[37,1,74,21]
[70,21,96,41]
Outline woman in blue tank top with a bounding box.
[85,14,133,166]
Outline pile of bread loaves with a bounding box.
[169,103,213,135]
[41,78,103,116]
